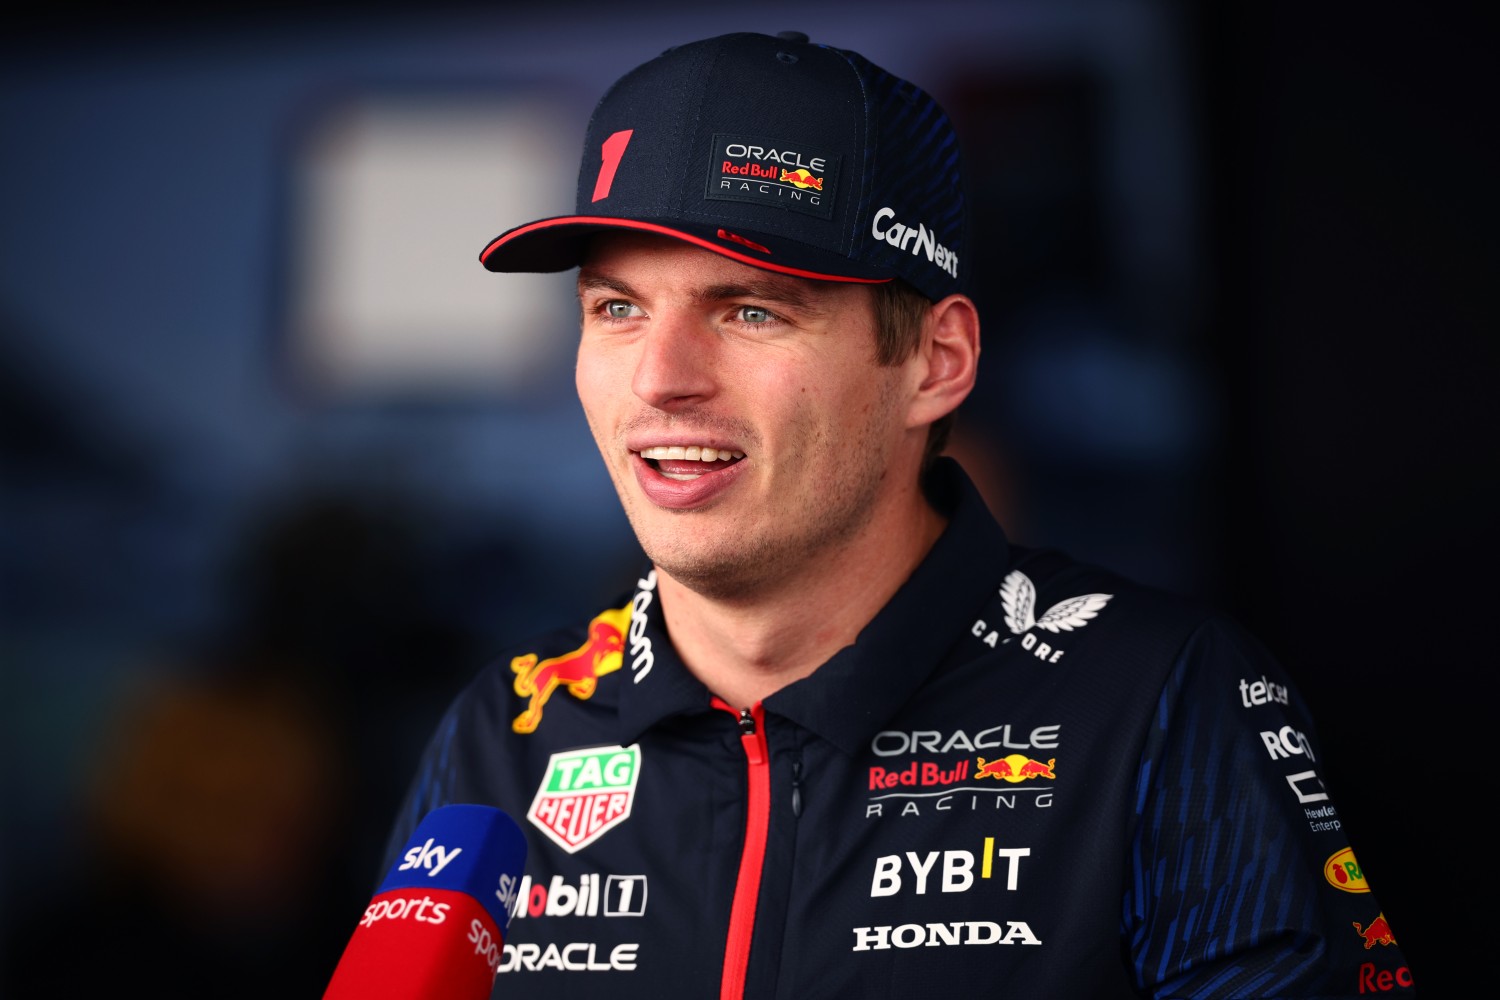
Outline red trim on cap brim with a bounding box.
[481,216,890,286]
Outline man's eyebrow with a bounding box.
[578,272,825,314]
[577,273,637,298]
[696,281,820,313]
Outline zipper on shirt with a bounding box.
[713,699,770,1000]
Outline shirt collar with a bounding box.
[615,460,1011,754]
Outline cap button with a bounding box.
[776,31,809,44]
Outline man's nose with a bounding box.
[631,313,719,410]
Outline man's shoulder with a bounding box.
[1003,544,1215,634]
[984,547,1294,700]
[998,544,1289,690]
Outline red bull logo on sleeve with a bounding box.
[1358,961,1414,993]
[1352,912,1397,949]
[511,605,631,734]
[527,745,641,853]
[1324,847,1371,893]
[976,755,1056,783]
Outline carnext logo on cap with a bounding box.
[871,207,959,280]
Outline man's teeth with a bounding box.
[638,445,745,462]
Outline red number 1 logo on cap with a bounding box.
[591,129,633,203]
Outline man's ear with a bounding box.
[906,293,980,430]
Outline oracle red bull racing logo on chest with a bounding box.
[706,133,839,219]
[865,725,1061,819]
[511,605,630,734]
[527,745,641,854]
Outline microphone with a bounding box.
[324,804,528,999]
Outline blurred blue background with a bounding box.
[3,0,1488,994]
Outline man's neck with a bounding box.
[653,492,948,710]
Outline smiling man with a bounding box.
[382,31,1414,998]
[572,232,973,708]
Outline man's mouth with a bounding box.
[637,445,746,481]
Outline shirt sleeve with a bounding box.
[1124,616,1416,998]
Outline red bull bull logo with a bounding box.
[779,168,824,191]
[1352,912,1397,949]
[976,755,1056,783]
[1324,847,1370,893]
[511,605,630,734]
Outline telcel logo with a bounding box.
[1239,674,1289,707]
[871,837,1030,896]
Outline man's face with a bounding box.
[575,233,924,599]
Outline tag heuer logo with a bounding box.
[528,745,641,854]
[1000,570,1112,635]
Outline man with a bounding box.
[383,31,1414,997]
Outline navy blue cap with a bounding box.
[480,31,970,302]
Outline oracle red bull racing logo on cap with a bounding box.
[511,605,630,734]
[527,745,641,854]
[706,133,839,219]
[1325,847,1371,893]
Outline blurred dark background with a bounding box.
[2,1,1488,994]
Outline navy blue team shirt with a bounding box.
[383,460,1415,997]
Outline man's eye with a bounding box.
[738,306,774,324]
[604,301,638,319]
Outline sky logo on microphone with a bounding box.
[398,838,463,877]
[324,805,528,999]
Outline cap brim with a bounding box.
[479,216,894,286]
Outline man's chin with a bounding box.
[637,535,781,603]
